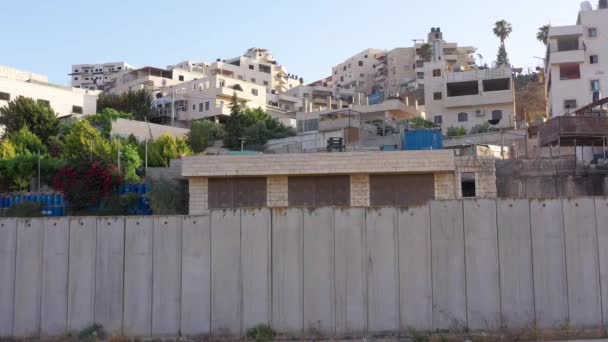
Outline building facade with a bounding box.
[70,62,133,90]
[182,150,497,214]
[545,0,608,117]
[104,66,205,95]
[1,66,99,118]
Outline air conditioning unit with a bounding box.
[476,109,485,117]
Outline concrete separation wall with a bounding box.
[2,199,608,338]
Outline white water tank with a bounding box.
[581,1,592,11]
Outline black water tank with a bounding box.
[601,0,607,9]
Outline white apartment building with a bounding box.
[0,66,99,118]
[422,62,515,133]
[104,66,205,95]
[545,0,608,118]
[70,62,133,90]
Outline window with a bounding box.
[417,72,425,79]
[591,80,601,91]
[179,75,185,81]
[238,75,244,80]
[360,73,365,78]
[74,77,78,80]
[118,66,122,70]
[74,69,79,73]
[458,112,468,122]
[193,104,196,111]
[72,106,83,114]
[205,101,210,111]
[557,36,580,51]
[564,99,577,110]
[85,78,90,81]
[483,78,510,92]
[416,60,424,68]
[491,110,503,120]
[447,81,479,96]
[199,103,204,112]
[589,28,598,37]
[432,69,442,77]
[219,80,226,87]
[358,61,363,67]
[559,63,581,80]
[343,66,346,71]
[37,99,50,107]
[252,89,259,96]
[249,65,254,70]
[433,92,442,100]
[251,78,256,83]
[263,81,269,86]
[590,55,599,64]
[461,173,476,198]
[434,115,443,124]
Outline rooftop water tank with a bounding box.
[581,1,592,11]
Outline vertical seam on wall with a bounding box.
[300,208,304,335]
[11,220,18,336]
[561,200,570,324]
[395,208,400,332]
[178,217,183,337]
[239,209,243,336]
[462,200,469,330]
[120,218,126,335]
[208,213,213,335]
[332,208,336,336]
[528,200,537,329]
[364,208,369,335]
[39,220,44,337]
[65,219,71,335]
[92,219,97,330]
[593,199,605,326]
[268,209,273,327]
[495,200,503,329]
[150,219,155,336]
[429,203,435,331]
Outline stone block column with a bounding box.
[267,176,288,207]
[350,174,370,207]
[434,172,457,200]
[189,177,208,215]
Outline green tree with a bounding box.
[0,139,16,159]
[97,89,153,121]
[0,97,60,143]
[537,24,550,45]
[118,143,142,182]
[223,94,246,149]
[469,122,491,134]
[62,120,112,163]
[147,134,192,167]
[447,126,467,137]
[419,43,433,62]
[7,127,47,155]
[187,120,225,153]
[408,117,438,129]
[497,44,510,67]
[493,20,513,66]
[86,108,134,138]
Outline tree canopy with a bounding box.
[0,96,60,143]
[537,25,550,45]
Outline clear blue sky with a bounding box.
[1,0,580,85]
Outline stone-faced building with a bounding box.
[182,150,496,214]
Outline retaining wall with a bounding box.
[1,198,607,338]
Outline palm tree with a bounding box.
[493,20,513,45]
[419,43,433,62]
[537,24,550,45]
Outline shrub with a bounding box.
[447,126,467,137]
[469,122,491,134]
[5,201,43,218]
[246,324,276,342]
[147,180,188,215]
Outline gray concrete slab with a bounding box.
[180,215,211,336]
[366,208,399,333]
[0,218,17,337]
[596,197,608,326]
[152,216,181,336]
[334,208,367,335]
[463,199,501,330]
[67,218,96,333]
[94,217,124,335]
[272,208,303,334]
[241,208,271,331]
[398,205,432,331]
[563,198,602,327]
[211,209,242,336]
[13,219,43,337]
[303,208,335,335]
[40,218,69,336]
[123,217,153,336]
[530,199,568,328]
[430,200,466,330]
[496,199,534,329]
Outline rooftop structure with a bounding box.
[70,62,134,90]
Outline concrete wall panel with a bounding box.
[241,208,271,331]
[530,200,568,328]
[13,219,43,337]
[272,208,303,334]
[181,216,211,336]
[152,217,182,336]
[41,218,69,336]
[563,198,602,327]
[0,219,17,336]
[496,200,534,328]
[211,210,242,335]
[67,218,96,333]
[94,217,124,335]
[463,199,501,330]
[430,200,466,330]
[366,208,399,333]
[398,205,432,331]
[303,208,335,335]
[123,217,153,336]
[334,208,367,335]
[596,197,608,325]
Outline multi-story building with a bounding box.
[1,66,99,118]
[104,66,205,95]
[422,61,515,133]
[70,62,133,90]
[331,48,386,96]
[545,0,608,118]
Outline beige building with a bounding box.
[545,0,608,117]
[422,62,515,133]
[182,150,496,214]
[0,66,99,118]
[104,66,205,95]
[70,62,133,90]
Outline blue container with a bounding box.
[403,129,443,151]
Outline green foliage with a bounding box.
[86,108,134,138]
[493,19,513,44]
[246,324,276,342]
[187,120,225,153]
[97,89,153,121]
[5,201,43,218]
[46,136,65,158]
[0,155,63,191]
[146,134,191,167]
[0,96,60,143]
[223,94,247,149]
[0,139,16,158]
[419,43,433,62]
[469,122,491,134]
[147,180,188,215]
[119,143,142,183]
[447,126,467,137]
[537,24,550,45]
[77,323,107,341]
[94,193,140,216]
[62,120,113,163]
[496,44,509,66]
[7,127,47,155]
[409,117,438,129]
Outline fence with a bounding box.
[0,198,607,338]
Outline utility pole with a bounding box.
[145,138,148,176]
[171,86,176,127]
[239,137,246,152]
[117,145,121,174]
[37,150,40,192]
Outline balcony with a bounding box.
[444,54,458,61]
[444,90,513,108]
[550,49,585,65]
[549,25,583,38]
